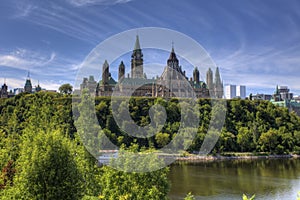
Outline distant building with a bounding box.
[270,85,300,115]
[236,85,246,99]
[79,35,224,99]
[294,96,300,103]
[225,85,246,99]
[0,74,51,98]
[225,85,236,99]
[23,74,45,94]
[24,72,33,93]
[273,85,293,101]
[35,82,42,92]
[14,88,24,95]
[0,83,8,98]
[251,93,272,101]
[80,76,98,95]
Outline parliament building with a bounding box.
[80,35,224,98]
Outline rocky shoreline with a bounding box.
[174,154,300,162]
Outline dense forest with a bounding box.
[0,91,300,199]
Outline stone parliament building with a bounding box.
[79,35,224,99]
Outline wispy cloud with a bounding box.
[0,49,56,71]
[14,3,37,18]
[0,48,82,89]
[213,42,300,95]
[66,0,134,6]
[12,2,131,44]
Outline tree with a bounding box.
[219,130,236,152]
[100,147,170,200]
[258,129,279,153]
[237,127,254,152]
[155,132,170,148]
[100,167,170,200]
[9,130,83,200]
[75,89,106,155]
[73,137,102,198]
[59,83,73,95]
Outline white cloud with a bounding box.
[212,42,300,95]
[67,0,134,6]
[2,78,25,90]
[0,49,56,71]
[0,48,83,90]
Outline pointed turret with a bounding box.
[167,45,179,70]
[193,67,200,83]
[214,67,223,98]
[102,60,109,85]
[118,61,125,81]
[1,80,8,98]
[275,85,279,95]
[24,71,32,93]
[214,67,221,85]
[206,68,214,94]
[36,80,42,92]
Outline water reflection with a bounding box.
[168,159,300,200]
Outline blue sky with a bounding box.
[1,0,300,96]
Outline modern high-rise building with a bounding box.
[225,85,236,99]
[225,85,246,99]
[236,85,246,99]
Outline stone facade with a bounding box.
[0,83,8,98]
[24,72,33,93]
[80,35,224,99]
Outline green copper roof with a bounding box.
[99,76,117,85]
[25,79,32,87]
[189,81,207,89]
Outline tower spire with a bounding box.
[27,70,30,79]
[134,35,141,50]
[193,67,200,83]
[118,61,125,81]
[131,35,143,78]
[276,85,279,95]
[214,67,224,98]
[102,60,109,85]
[206,68,214,97]
[167,44,179,70]
[171,41,174,52]
[24,71,32,93]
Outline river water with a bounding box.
[168,159,300,200]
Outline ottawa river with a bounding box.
[168,159,300,200]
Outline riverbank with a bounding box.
[174,153,300,163]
